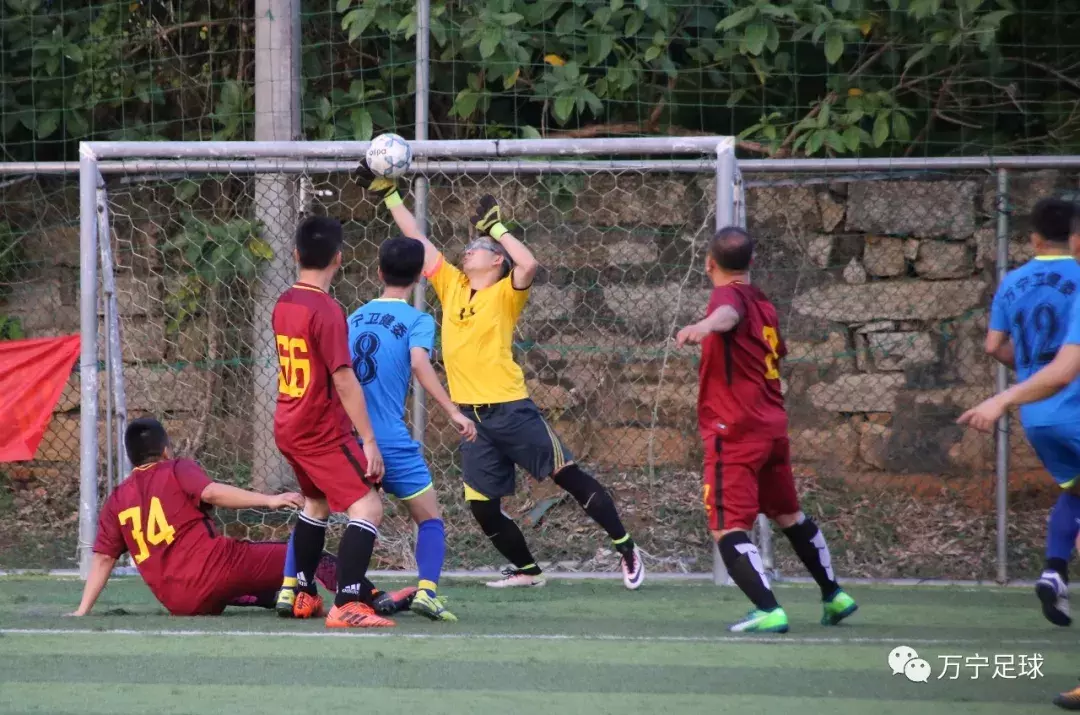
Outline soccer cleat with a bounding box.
[821,590,858,626]
[411,590,458,622]
[325,601,396,628]
[372,586,418,616]
[275,587,297,618]
[728,608,789,634]
[292,591,325,619]
[1054,680,1080,710]
[485,567,546,589]
[619,545,645,590]
[1036,571,1072,627]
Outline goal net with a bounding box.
[81,138,741,577]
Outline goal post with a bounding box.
[78,137,742,580]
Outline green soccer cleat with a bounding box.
[728,607,789,633]
[410,590,458,622]
[821,590,858,626]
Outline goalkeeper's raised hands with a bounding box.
[470,194,509,240]
[353,158,402,207]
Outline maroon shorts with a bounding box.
[702,435,800,532]
[164,541,287,616]
[280,441,372,512]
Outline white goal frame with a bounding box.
[77,136,747,582]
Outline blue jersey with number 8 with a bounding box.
[990,256,1080,427]
[347,298,436,447]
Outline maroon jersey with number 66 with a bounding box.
[272,282,354,455]
[93,459,219,609]
[697,282,789,441]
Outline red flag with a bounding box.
[0,335,82,462]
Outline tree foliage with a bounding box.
[2,0,1079,160]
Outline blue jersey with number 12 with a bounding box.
[990,256,1080,427]
[347,298,436,447]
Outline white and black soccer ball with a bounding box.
[365,133,412,178]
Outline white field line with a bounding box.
[0,628,1072,648]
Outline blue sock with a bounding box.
[416,518,445,597]
[282,530,298,589]
[1045,492,1080,580]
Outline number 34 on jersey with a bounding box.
[118,497,176,564]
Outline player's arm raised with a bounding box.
[354,160,441,275]
[675,305,742,347]
[472,195,539,289]
[410,346,477,442]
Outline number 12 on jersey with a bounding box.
[762,326,780,380]
[118,497,176,564]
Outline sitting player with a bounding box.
[960,198,1080,626]
[355,163,644,590]
[675,227,856,633]
[71,418,331,616]
[345,235,479,621]
[271,214,393,629]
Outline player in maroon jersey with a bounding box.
[272,214,394,629]
[70,418,322,616]
[676,226,857,633]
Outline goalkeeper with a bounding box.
[355,162,644,590]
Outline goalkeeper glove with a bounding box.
[470,195,509,241]
[353,159,403,209]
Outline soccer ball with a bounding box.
[366,133,412,178]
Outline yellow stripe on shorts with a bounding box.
[542,420,565,473]
[464,483,490,502]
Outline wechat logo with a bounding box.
[889,645,932,683]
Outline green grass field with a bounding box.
[0,576,1076,714]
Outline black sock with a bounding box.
[552,465,631,548]
[1047,557,1070,584]
[334,519,378,608]
[782,516,841,600]
[292,513,327,596]
[718,531,779,611]
[470,499,542,575]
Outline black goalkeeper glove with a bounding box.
[470,194,509,240]
[353,158,402,208]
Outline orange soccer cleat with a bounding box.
[325,601,396,629]
[292,591,325,619]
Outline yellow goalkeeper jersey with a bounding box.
[425,255,529,405]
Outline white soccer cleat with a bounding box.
[485,567,546,589]
[1036,570,1071,627]
[620,546,645,590]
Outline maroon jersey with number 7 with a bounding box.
[697,282,789,441]
[93,459,220,609]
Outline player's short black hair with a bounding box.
[294,215,344,269]
[125,417,169,467]
[709,226,754,272]
[379,236,425,287]
[1031,198,1075,244]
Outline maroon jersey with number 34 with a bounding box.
[93,459,219,608]
[272,283,354,455]
[697,282,789,441]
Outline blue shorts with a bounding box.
[377,441,434,500]
[1025,424,1080,488]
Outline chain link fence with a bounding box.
[2,149,1078,582]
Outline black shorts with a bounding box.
[459,398,574,499]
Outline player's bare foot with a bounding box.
[325,601,396,628]
[292,591,324,619]
[485,567,546,588]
